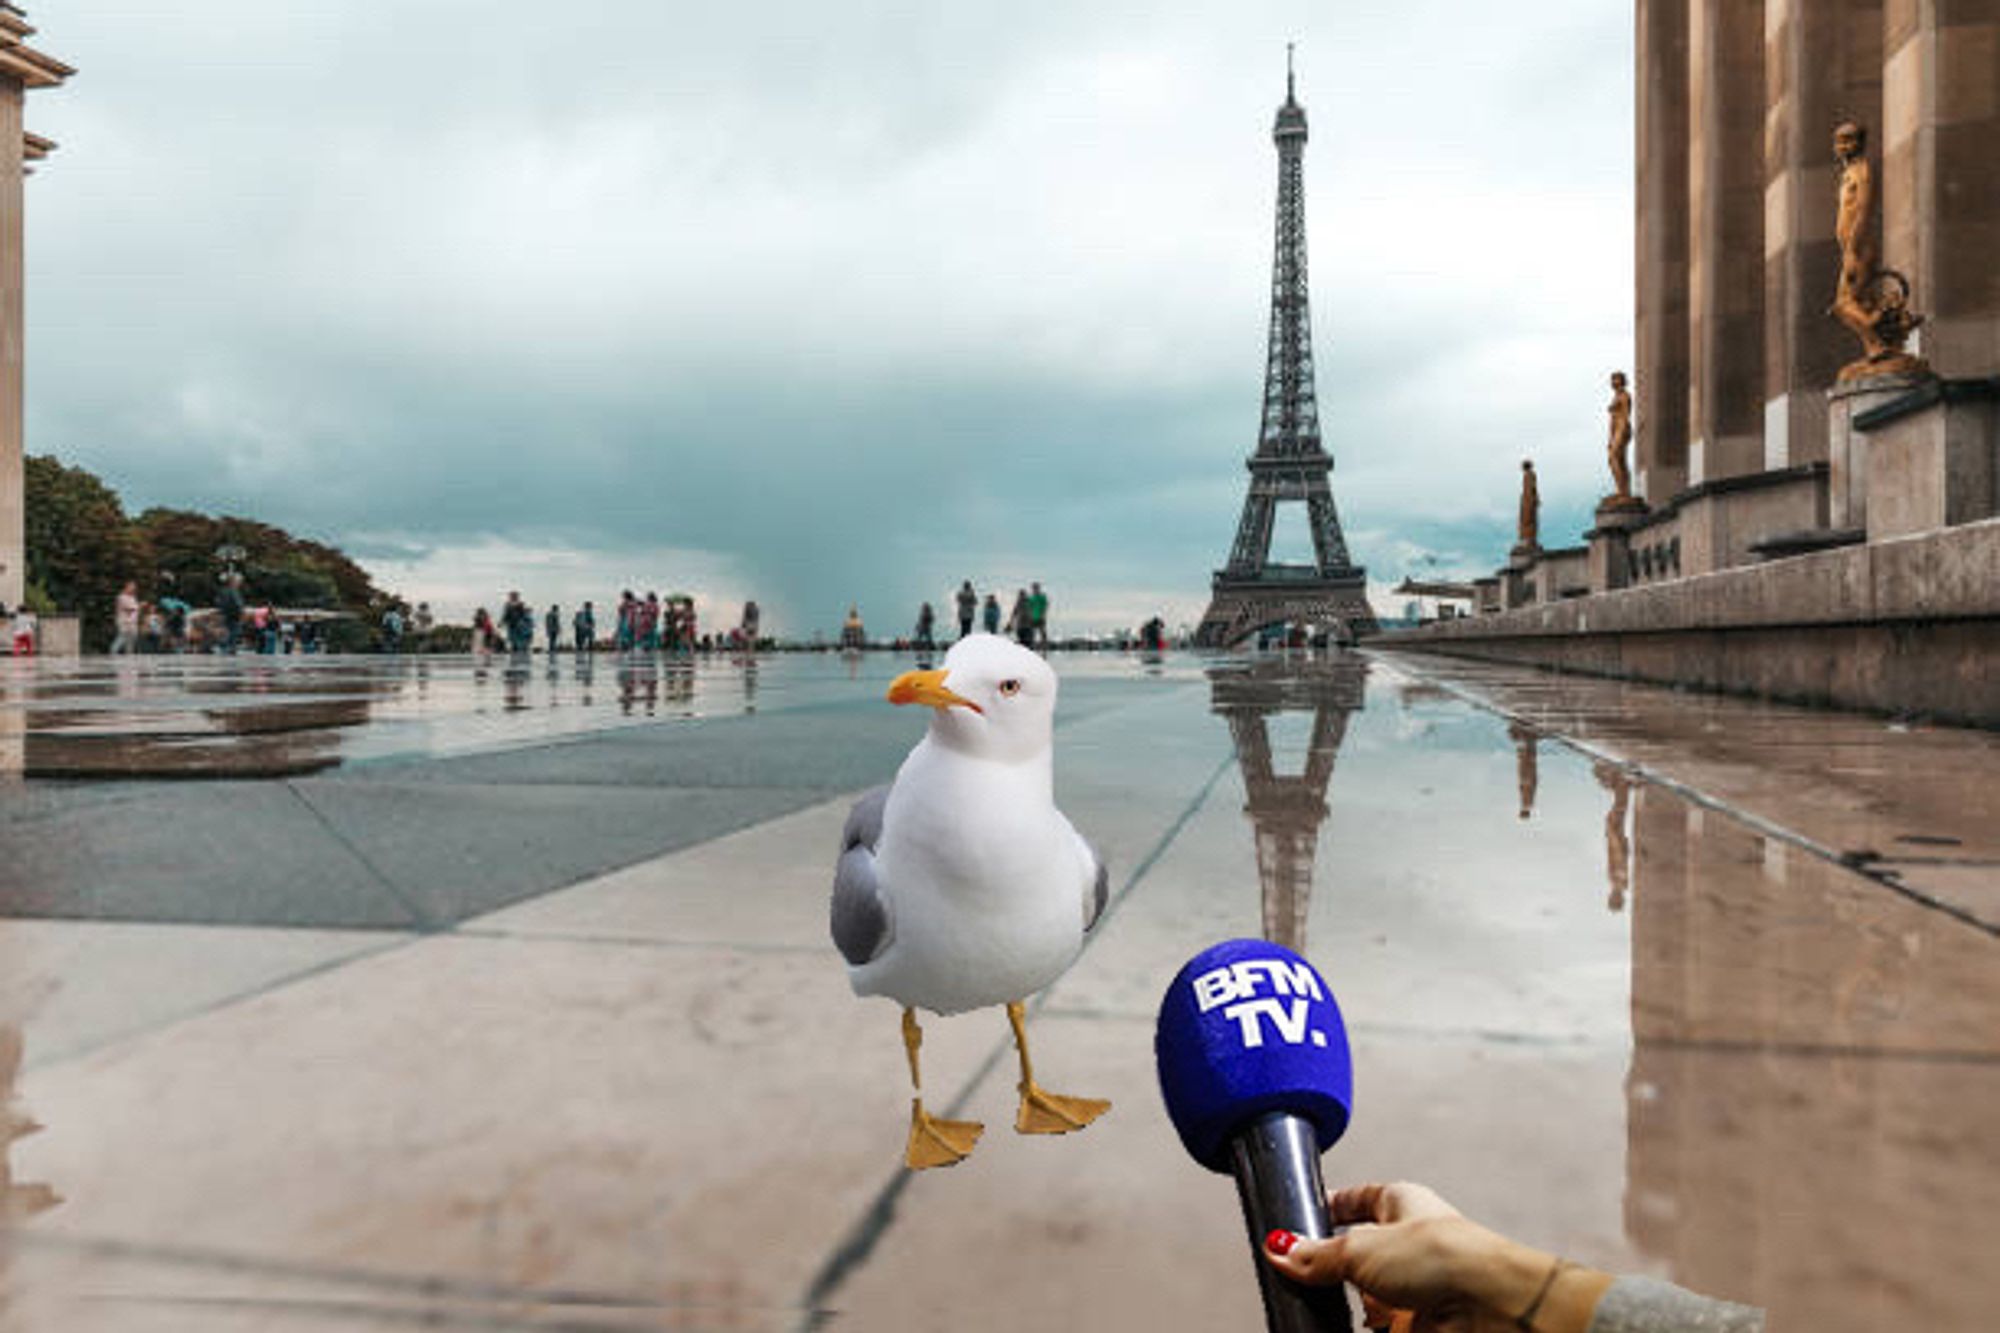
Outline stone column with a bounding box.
[1687,0,1768,485]
[1763,0,1884,469]
[1636,0,1692,503]
[0,75,19,611]
[0,12,69,612]
[1883,0,2000,379]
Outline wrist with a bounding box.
[1454,1233,1612,1333]
[1451,1229,1552,1320]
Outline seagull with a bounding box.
[831,633,1111,1169]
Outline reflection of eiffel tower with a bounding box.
[1208,655,1369,952]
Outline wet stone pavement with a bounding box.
[0,649,1995,1331]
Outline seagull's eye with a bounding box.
[998,679,1022,698]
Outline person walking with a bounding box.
[640,593,662,652]
[218,576,246,654]
[471,607,496,657]
[545,604,562,653]
[615,591,635,652]
[1006,588,1032,647]
[914,601,936,652]
[740,600,760,648]
[954,580,977,640]
[9,604,35,657]
[381,606,405,654]
[574,602,596,653]
[841,604,865,650]
[501,592,533,655]
[1027,581,1049,649]
[982,592,1001,635]
[412,601,434,651]
[111,581,141,655]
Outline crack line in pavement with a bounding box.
[1370,653,2000,940]
[25,1232,812,1322]
[283,780,443,931]
[796,747,1238,1330]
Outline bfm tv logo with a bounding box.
[1190,957,1330,1049]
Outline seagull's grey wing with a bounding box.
[832,786,894,966]
[1077,831,1110,934]
[841,785,890,855]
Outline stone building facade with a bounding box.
[1636,0,1999,497]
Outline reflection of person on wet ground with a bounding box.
[1509,721,1539,820]
[1264,1181,1762,1332]
[1594,762,1632,912]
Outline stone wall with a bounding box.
[1392,518,2000,726]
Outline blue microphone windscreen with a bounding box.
[1154,939,1352,1174]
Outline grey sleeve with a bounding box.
[1588,1277,1764,1333]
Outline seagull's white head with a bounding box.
[886,633,1057,764]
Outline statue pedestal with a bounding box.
[1587,499,1650,593]
[1828,372,1933,531]
[1850,377,2000,541]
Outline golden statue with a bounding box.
[1830,121,1926,381]
[1607,372,1634,498]
[1516,460,1540,550]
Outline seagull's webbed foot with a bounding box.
[1005,1000,1111,1136]
[906,1098,985,1170]
[1015,1081,1112,1135]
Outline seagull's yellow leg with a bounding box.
[901,1007,984,1170]
[1008,1001,1111,1135]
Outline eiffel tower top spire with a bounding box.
[1276,44,1307,143]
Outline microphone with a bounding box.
[1156,939,1355,1333]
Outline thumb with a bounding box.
[1264,1224,1382,1286]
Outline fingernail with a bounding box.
[1265,1229,1299,1256]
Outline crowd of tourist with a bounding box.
[463,590,763,657]
[9,577,1171,659]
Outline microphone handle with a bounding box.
[1229,1112,1354,1333]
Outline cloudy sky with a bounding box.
[26,0,1631,637]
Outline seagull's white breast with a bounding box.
[849,735,1090,1015]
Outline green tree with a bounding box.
[23,455,146,649]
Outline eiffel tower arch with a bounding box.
[1195,53,1377,650]
[1207,654,1369,953]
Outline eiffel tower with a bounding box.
[1207,654,1368,953]
[1194,52,1377,649]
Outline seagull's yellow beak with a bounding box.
[886,668,983,714]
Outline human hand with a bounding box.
[1261,1182,1611,1333]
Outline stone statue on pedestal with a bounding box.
[1599,371,1646,515]
[1516,460,1540,552]
[1830,121,1927,381]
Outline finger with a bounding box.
[1359,1292,1396,1328]
[1381,1181,1458,1223]
[1328,1182,1392,1225]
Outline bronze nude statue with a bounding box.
[1830,121,1925,381]
[1600,371,1645,513]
